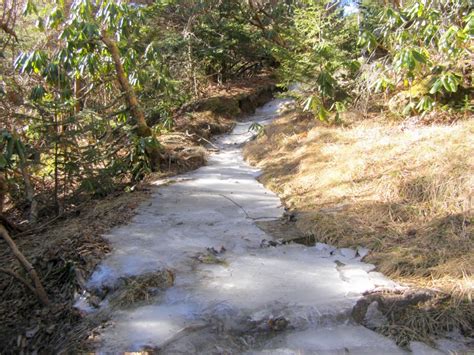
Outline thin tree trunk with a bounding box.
[101,30,152,138]
[54,114,60,215]
[101,30,161,169]
[0,224,50,306]
[184,15,198,97]
[74,76,83,114]
[0,173,6,214]
[10,132,38,223]
[188,40,198,97]
[19,161,38,224]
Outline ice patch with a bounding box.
[252,325,407,354]
[87,98,406,353]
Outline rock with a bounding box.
[363,301,388,329]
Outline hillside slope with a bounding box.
[244,110,473,345]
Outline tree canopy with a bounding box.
[1,0,472,219]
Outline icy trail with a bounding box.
[85,98,407,353]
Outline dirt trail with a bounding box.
[81,98,408,353]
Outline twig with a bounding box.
[14,197,93,238]
[0,224,50,306]
[218,193,251,219]
[185,130,219,149]
[0,21,18,42]
[218,194,276,221]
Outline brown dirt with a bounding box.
[0,188,150,352]
[244,109,474,344]
[0,74,277,353]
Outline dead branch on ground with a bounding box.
[0,224,50,306]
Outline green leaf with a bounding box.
[416,96,434,112]
[6,137,14,158]
[441,76,451,92]
[23,0,38,15]
[46,7,64,29]
[402,102,415,116]
[317,106,329,121]
[446,74,459,92]
[15,139,26,162]
[30,85,46,100]
[412,49,426,64]
[429,77,443,94]
[0,155,7,169]
[464,11,474,36]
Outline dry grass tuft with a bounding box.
[378,294,473,346]
[244,110,473,340]
[109,270,175,309]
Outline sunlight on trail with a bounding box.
[82,98,407,353]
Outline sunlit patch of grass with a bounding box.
[244,110,474,340]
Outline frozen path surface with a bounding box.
[87,98,406,354]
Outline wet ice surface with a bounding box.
[88,98,405,353]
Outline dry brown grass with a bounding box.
[244,110,473,340]
[109,270,175,309]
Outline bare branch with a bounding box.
[0,224,50,306]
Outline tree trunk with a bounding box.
[74,76,84,114]
[101,30,161,169]
[184,15,199,97]
[0,224,50,306]
[0,173,6,214]
[101,30,152,138]
[18,161,38,224]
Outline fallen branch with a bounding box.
[0,224,50,306]
[0,267,36,295]
[185,130,219,149]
